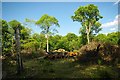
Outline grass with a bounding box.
[2,57,120,79]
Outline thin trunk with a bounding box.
[47,35,49,52]
[87,31,90,44]
[15,28,23,74]
[86,22,91,44]
[86,26,90,44]
[46,26,49,52]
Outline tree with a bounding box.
[55,36,69,51]
[65,33,78,51]
[2,20,11,55]
[32,33,43,51]
[65,33,78,41]
[94,32,119,45]
[71,4,103,44]
[94,34,107,42]
[107,32,119,45]
[49,35,62,50]
[35,14,60,52]
[9,20,23,74]
[20,26,32,40]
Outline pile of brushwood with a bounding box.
[77,41,120,65]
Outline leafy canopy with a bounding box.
[35,14,60,35]
[9,20,22,30]
[71,4,103,24]
[71,4,103,32]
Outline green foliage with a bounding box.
[65,33,78,41]
[56,36,69,51]
[107,32,119,45]
[2,20,12,55]
[94,34,107,42]
[94,32,119,45]
[49,33,80,51]
[36,14,60,35]
[79,27,87,45]
[49,35,62,50]
[20,27,32,40]
[71,4,103,22]
[9,20,22,31]
[64,33,79,51]
[2,19,119,57]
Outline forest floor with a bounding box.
[2,57,120,79]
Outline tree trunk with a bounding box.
[15,28,23,74]
[47,35,49,52]
[86,29,90,44]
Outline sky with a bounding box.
[2,2,119,36]
[1,0,119,2]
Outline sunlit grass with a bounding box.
[3,58,120,79]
